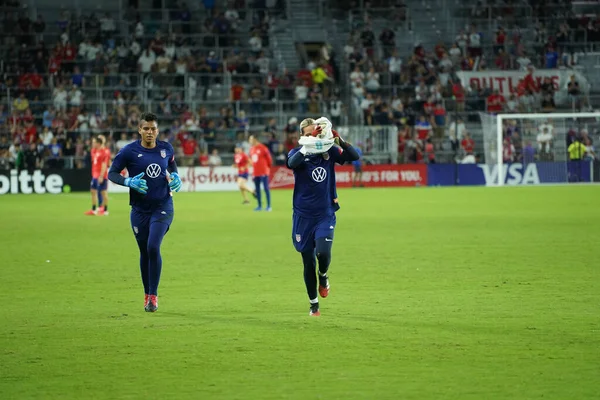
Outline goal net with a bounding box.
[479,112,600,186]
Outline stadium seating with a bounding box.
[0,0,599,169]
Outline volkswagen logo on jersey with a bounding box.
[311,167,327,183]
[160,149,166,158]
[146,163,162,179]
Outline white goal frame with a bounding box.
[494,112,600,186]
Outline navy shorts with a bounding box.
[353,164,362,173]
[292,213,336,253]
[91,178,108,191]
[130,201,174,241]
[238,173,249,180]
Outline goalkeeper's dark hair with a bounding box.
[139,112,158,126]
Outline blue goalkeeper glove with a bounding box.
[124,172,148,194]
[168,172,182,192]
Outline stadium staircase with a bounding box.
[271,0,328,71]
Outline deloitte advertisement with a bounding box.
[0,169,90,194]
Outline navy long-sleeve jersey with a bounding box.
[108,140,178,209]
[287,144,359,218]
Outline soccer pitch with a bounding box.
[1,186,599,399]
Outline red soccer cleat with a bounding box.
[144,294,150,308]
[97,206,105,216]
[319,284,330,298]
[318,274,330,298]
[84,209,97,216]
[309,303,320,316]
[145,295,158,312]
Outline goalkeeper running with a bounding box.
[286,117,360,316]
[108,112,182,313]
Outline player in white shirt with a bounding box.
[536,126,553,159]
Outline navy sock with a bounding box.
[263,176,271,208]
[301,251,318,301]
[315,237,333,279]
[135,239,150,294]
[254,177,262,208]
[147,222,169,296]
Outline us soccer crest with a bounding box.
[160,149,166,158]
[295,234,301,242]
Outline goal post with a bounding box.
[479,112,600,186]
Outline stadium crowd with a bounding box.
[0,0,598,169]
[341,0,598,162]
[0,0,298,169]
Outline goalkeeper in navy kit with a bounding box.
[286,117,360,316]
[108,113,182,313]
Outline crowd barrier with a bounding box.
[0,161,593,194]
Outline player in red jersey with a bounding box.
[98,143,111,215]
[232,146,256,204]
[85,135,111,216]
[249,135,273,211]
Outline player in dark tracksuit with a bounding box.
[286,119,360,316]
[108,112,182,312]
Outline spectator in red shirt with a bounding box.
[516,79,527,97]
[423,99,435,116]
[8,110,21,130]
[22,108,34,124]
[398,127,409,156]
[24,120,37,144]
[425,140,436,164]
[180,135,197,166]
[296,68,312,86]
[29,71,43,89]
[18,72,30,90]
[267,72,280,101]
[180,108,193,125]
[199,150,209,166]
[230,82,244,102]
[523,66,539,94]
[494,27,507,54]
[434,42,446,60]
[48,49,62,76]
[487,90,506,114]
[461,132,475,154]
[433,102,446,143]
[62,41,77,73]
[494,49,509,70]
[452,80,466,112]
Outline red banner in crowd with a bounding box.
[269,164,428,189]
[455,69,590,96]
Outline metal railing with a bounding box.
[4,113,600,169]
[0,123,400,169]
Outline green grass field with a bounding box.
[1,186,599,399]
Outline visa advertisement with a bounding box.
[427,162,592,186]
